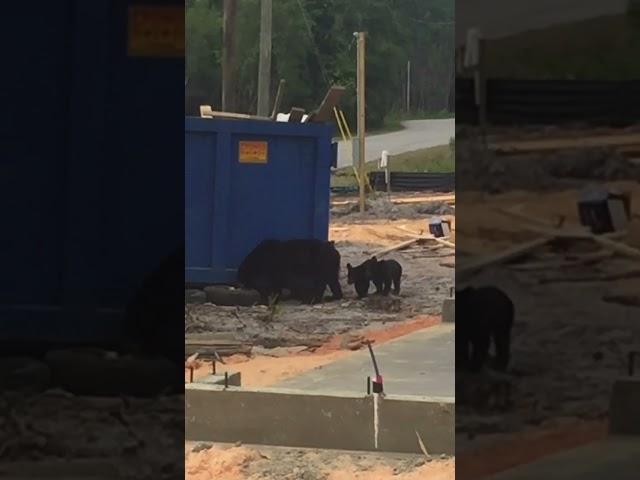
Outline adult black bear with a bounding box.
[347,257,402,298]
[124,247,184,390]
[456,286,514,373]
[237,239,342,304]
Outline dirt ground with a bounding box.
[185,442,454,480]
[185,193,455,352]
[454,128,640,475]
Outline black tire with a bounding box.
[203,285,262,306]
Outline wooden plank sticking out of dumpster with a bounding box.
[307,86,346,123]
[288,107,306,122]
[200,105,272,122]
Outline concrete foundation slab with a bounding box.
[275,325,454,397]
[442,297,455,323]
[186,384,454,455]
[196,372,242,387]
[485,437,640,480]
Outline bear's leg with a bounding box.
[373,280,384,294]
[392,275,401,295]
[470,332,491,372]
[382,278,392,296]
[492,323,512,372]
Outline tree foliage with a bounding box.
[186,0,453,128]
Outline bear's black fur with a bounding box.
[347,256,402,298]
[237,239,342,304]
[124,247,184,389]
[365,257,402,295]
[456,286,514,373]
[346,261,370,298]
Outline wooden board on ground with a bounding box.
[306,86,346,123]
[491,132,640,155]
[457,237,551,278]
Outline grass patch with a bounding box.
[331,142,455,188]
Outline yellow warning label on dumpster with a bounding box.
[128,6,184,58]
[239,141,268,164]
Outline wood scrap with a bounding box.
[591,235,640,261]
[490,132,640,155]
[457,237,551,277]
[373,238,423,257]
[287,107,305,122]
[393,226,455,248]
[538,268,640,284]
[185,336,251,357]
[306,85,346,123]
[439,261,455,268]
[602,294,640,308]
[270,79,286,120]
[200,105,272,121]
[510,252,612,271]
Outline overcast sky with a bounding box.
[456,0,629,45]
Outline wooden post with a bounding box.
[357,32,366,213]
[222,0,237,112]
[476,38,487,147]
[257,0,272,116]
[406,60,411,113]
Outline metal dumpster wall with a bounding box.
[0,1,183,343]
[185,118,335,284]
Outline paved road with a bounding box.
[456,0,628,45]
[275,324,455,398]
[336,118,454,168]
[486,437,640,479]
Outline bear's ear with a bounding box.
[371,256,377,262]
[347,263,352,269]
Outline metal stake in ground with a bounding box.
[366,341,383,394]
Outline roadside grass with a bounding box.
[331,142,454,189]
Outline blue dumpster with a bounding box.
[1,2,184,344]
[185,117,337,284]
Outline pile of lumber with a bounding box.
[185,334,251,358]
[199,85,345,124]
[457,207,640,286]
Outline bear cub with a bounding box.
[456,286,514,373]
[347,256,402,298]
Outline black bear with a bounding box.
[124,247,184,390]
[237,239,342,304]
[365,256,402,295]
[347,256,402,298]
[456,286,514,373]
[346,261,371,298]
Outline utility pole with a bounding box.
[406,60,411,113]
[356,32,366,213]
[222,0,238,112]
[257,0,272,116]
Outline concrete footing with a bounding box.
[442,297,455,323]
[186,384,454,455]
[610,377,640,434]
[197,372,242,387]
